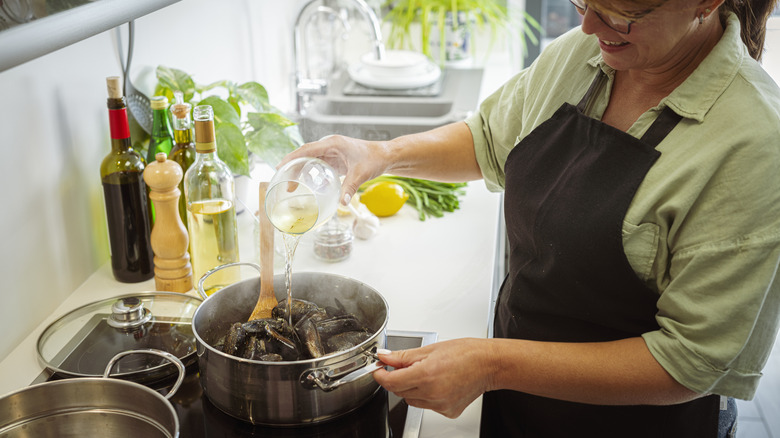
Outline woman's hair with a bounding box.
[722,0,778,60]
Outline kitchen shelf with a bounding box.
[0,0,180,73]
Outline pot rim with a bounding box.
[0,376,180,436]
[191,270,389,366]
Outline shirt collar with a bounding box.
[586,13,747,122]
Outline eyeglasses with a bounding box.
[569,0,635,34]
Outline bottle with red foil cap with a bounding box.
[100,76,154,283]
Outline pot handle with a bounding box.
[301,351,384,392]
[196,262,262,299]
[103,349,186,400]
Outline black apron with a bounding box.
[480,72,720,437]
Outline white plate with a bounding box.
[360,50,429,78]
[348,60,442,90]
[361,50,427,68]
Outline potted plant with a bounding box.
[382,0,541,64]
[150,65,302,177]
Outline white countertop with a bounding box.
[0,177,503,437]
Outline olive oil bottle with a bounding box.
[147,95,174,164]
[100,76,154,283]
[184,105,239,292]
[169,91,196,227]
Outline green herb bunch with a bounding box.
[152,66,302,176]
[360,175,467,221]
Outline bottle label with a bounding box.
[195,141,216,153]
[109,108,131,139]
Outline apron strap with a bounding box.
[576,70,607,113]
[639,106,683,148]
[576,70,683,149]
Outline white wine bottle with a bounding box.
[184,105,239,293]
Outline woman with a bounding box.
[281,0,780,435]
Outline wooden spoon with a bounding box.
[248,182,278,321]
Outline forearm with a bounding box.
[381,121,483,182]
[485,336,702,406]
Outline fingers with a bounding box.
[372,340,490,420]
[278,136,343,169]
[373,348,431,394]
[376,347,426,369]
[339,168,370,205]
[278,134,390,205]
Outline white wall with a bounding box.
[0,0,305,361]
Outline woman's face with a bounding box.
[580,0,706,73]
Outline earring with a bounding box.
[699,8,711,25]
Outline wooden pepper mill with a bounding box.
[143,152,193,292]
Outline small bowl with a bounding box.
[360,50,429,79]
[313,220,353,262]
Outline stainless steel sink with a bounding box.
[312,100,453,118]
[296,68,484,142]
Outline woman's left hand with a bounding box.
[373,338,494,419]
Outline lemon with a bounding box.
[360,181,409,217]
[337,192,362,216]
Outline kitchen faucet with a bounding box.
[293,0,385,114]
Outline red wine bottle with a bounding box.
[100,76,154,283]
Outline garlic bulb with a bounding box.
[349,203,380,240]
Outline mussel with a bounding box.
[215,299,372,361]
[316,314,365,339]
[223,323,248,357]
[272,298,320,325]
[295,316,325,359]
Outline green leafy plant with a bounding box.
[383,0,542,64]
[152,65,302,176]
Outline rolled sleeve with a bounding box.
[642,230,780,399]
[465,74,528,193]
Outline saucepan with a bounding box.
[0,349,185,437]
[193,263,389,425]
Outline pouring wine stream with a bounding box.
[260,158,342,326]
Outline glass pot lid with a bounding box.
[37,292,202,382]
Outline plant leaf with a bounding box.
[156,66,196,102]
[245,123,301,167]
[198,79,232,94]
[199,95,241,128]
[246,112,296,131]
[215,123,250,176]
[237,82,272,112]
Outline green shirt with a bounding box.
[467,13,780,399]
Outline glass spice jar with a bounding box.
[313,219,353,262]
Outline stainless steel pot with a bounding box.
[193,263,389,425]
[0,349,184,437]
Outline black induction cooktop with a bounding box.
[33,329,437,438]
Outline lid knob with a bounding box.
[108,297,152,328]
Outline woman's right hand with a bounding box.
[279,135,389,205]
[280,122,481,204]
